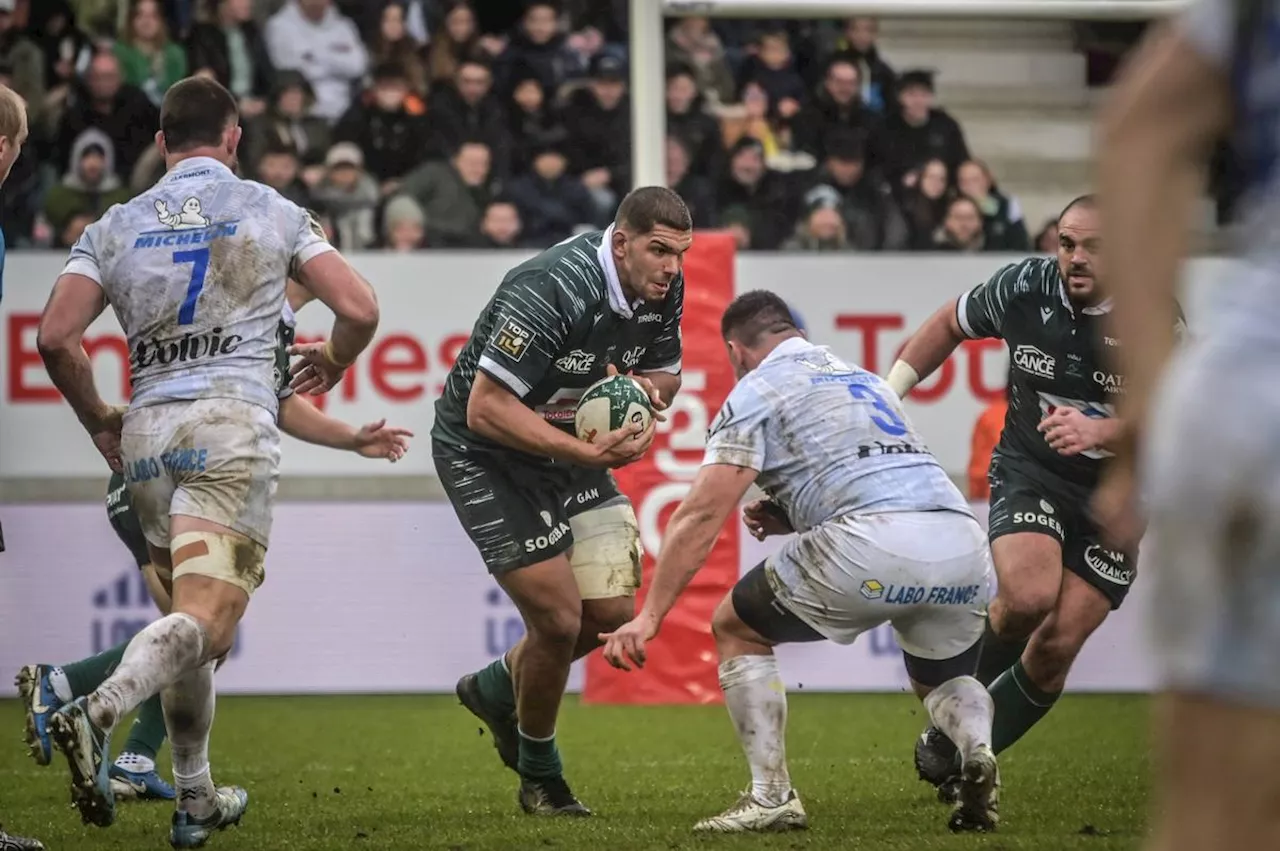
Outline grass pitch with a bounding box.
[0,693,1149,850]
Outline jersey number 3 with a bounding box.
[848,384,908,436]
[173,247,211,326]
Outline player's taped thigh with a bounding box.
[170,531,267,597]
[567,502,642,600]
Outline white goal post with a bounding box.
[630,0,1192,189]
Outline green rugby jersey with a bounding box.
[432,230,684,460]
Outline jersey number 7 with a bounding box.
[173,247,211,326]
[848,384,908,437]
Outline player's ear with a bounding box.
[155,130,167,159]
[225,124,243,156]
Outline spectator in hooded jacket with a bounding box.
[241,69,332,182]
[186,0,273,117]
[791,53,886,171]
[44,130,133,247]
[506,62,564,174]
[264,0,368,122]
[395,138,492,247]
[956,158,1030,252]
[782,191,849,252]
[881,69,969,188]
[504,131,597,246]
[800,129,908,251]
[54,51,158,182]
[333,61,434,196]
[495,1,576,97]
[562,52,631,216]
[428,56,511,179]
[717,136,796,251]
[825,18,896,113]
[115,0,188,107]
[666,61,722,180]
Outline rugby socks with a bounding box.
[923,675,994,760]
[974,616,1029,686]
[475,654,517,719]
[517,727,563,780]
[60,641,128,699]
[88,613,208,732]
[163,660,217,818]
[116,693,168,771]
[719,655,792,808]
[989,660,1060,754]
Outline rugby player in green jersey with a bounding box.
[433,187,693,815]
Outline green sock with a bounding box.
[120,694,167,762]
[62,641,128,698]
[974,617,1029,686]
[517,728,563,780]
[474,655,516,718]
[989,660,1061,754]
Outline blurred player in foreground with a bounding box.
[892,198,1183,800]
[433,187,690,815]
[35,77,377,846]
[1096,1,1278,848]
[19,282,409,805]
[602,291,999,833]
[0,81,44,851]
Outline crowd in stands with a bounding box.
[0,0,1046,253]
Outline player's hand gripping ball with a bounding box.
[574,374,654,444]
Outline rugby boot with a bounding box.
[48,697,115,827]
[15,664,61,766]
[915,725,962,803]
[110,762,177,801]
[169,786,249,848]
[0,826,44,851]
[456,673,519,772]
[518,775,592,816]
[949,744,1000,832]
[693,790,808,833]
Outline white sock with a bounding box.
[88,613,207,733]
[114,752,156,774]
[719,655,792,808]
[164,660,217,818]
[924,675,994,761]
[50,667,73,704]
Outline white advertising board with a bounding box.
[0,252,1233,481]
[0,502,1154,697]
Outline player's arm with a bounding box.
[885,263,1020,398]
[276,394,411,460]
[1098,6,1229,451]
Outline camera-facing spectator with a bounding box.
[333,62,433,195]
[186,0,273,118]
[738,28,805,121]
[429,56,511,179]
[44,130,133,248]
[665,62,721,179]
[371,1,428,97]
[479,198,525,248]
[900,157,952,249]
[264,0,368,122]
[802,130,907,251]
[382,193,427,250]
[957,158,1029,251]
[563,52,631,216]
[717,136,796,251]
[783,191,849,252]
[883,69,968,187]
[1035,218,1059,254]
[115,0,189,107]
[505,133,597,246]
[507,63,564,174]
[496,1,575,97]
[931,195,989,253]
[311,141,379,249]
[792,54,885,169]
[427,1,478,85]
[826,18,896,113]
[55,50,159,182]
[254,141,312,209]
[666,135,716,228]
[241,70,332,183]
[0,0,44,117]
[396,138,492,247]
[665,16,735,107]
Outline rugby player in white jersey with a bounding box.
[602,291,1000,833]
[1097,1,1280,848]
[35,77,378,846]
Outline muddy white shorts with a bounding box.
[767,509,993,659]
[121,398,281,549]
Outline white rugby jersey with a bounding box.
[703,337,971,533]
[61,156,333,412]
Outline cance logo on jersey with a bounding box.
[555,349,596,374]
[1013,344,1055,379]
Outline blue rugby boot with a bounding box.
[169,786,249,848]
[15,664,62,766]
[48,697,115,827]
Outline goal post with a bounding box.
[631,0,1191,188]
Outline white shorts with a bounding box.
[121,399,281,549]
[767,510,992,659]
[1144,345,1280,707]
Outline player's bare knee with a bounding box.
[581,595,634,636]
[711,594,766,657]
[526,608,582,652]
[989,589,1053,640]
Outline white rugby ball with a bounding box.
[574,375,653,443]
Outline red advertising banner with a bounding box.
[583,232,739,705]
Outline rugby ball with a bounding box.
[574,375,653,443]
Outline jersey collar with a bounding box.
[596,224,644,318]
[1054,265,1113,317]
[759,336,814,366]
[161,156,234,184]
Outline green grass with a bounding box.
[0,693,1150,850]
